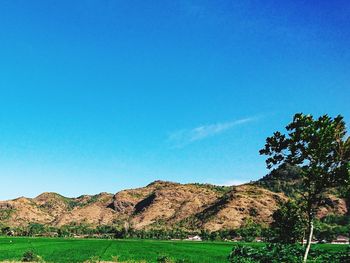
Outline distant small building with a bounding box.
[331,236,349,244]
[232,236,243,242]
[186,235,202,241]
[254,237,263,242]
[73,234,87,238]
[302,239,318,244]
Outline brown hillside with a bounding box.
[0,181,347,231]
[195,185,287,231]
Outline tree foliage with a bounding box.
[228,243,349,263]
[260,114,349,199]
[260,113,350,262]
[271,201,306,244]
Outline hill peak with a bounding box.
[146,180,179,187]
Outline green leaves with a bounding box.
[260,113,349,202]
[271,201,306,244]
[260,113,349,262]
[228,243,349,263]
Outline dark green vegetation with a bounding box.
[257,166,350,242]
[0,237,348,263]
[269,201,306,244]
[0,222,264,241]
[260,113,350,262]
[229,243,350,263]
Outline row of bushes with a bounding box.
[0,222,271,242]
[229,243,350,263]
[1,220,348,242]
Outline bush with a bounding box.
[270,201,306,244]
[157,255,186,263]
[157,255,173,263]
[228,244,350,263]
[229,244,303,262]
[236,219,262,242]
[339,246,350,262]
[22,250,42,262]
[228,244,260,262]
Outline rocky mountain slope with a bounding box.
[0,180,347,231]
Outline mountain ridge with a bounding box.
[0,180,347,231]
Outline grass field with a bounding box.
[0,237,347,262]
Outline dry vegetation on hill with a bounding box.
[0,180,347,231]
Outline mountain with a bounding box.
[256,164,349,218]
[0,180,347,231]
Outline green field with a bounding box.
[0,237,347,262]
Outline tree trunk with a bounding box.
[303,219,314,263]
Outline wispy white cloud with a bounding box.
[168,117,255,148]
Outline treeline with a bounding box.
[0,213,348,242]
[0,222,249,240]
[0,220,265,240]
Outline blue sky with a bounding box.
[0,1,349,199]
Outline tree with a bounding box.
[0,225,12,236]
[260,113,350,262]
[314,221,336,243]
[27,223,45,236]
[237,219,262,242]
[271,201,306,244]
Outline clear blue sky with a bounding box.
[0,1,349,199]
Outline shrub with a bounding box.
[236,220,262,242]
[270,201,306,244]
[228,244,350,263]
[228,244,260,262]
[157,255,174,263]
[22,250,42,262]
[229,243,304,263]
[339,246,350,262]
